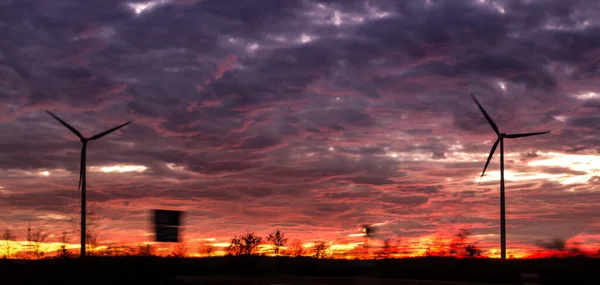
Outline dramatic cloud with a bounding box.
[1,0,599,257]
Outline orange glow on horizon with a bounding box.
[2,234,598,260]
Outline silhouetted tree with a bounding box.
[86,231,100,256]
[171,242,187,258]
[227,237,243,256]
[241,232,263,255]
[200,243,214,257]
[136,244,156,256]
[378,238,397,259]
[423,235,449,257]
[425,246,433,257]
[227,232,263,256]
[289,239,304,257]
[449,228,482,258]
[30,230,48,259]
[2,229,16,259]
[71,208,102,256]
[313,240,328,259]
[56,232,74,259]
[464,244,482,258]
[267,229,288,256]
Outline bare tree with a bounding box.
[57,232,74,259]
[241,232,263,255]
[136,244,156,257]
[227,237,243,256]
[31,230,48,259]
[2,229,16,259]
[450,229,470,255]
[86,231,100,256]
[289,239,304,257]
[227,232,263,256]
[378,238,397,259]
[267,229,288,256]
[313,240,328,259]
[71,208,102,256]
[171,242,187,258]
[200,243,214,257]
[464,244,482,258]
[447,229,482,258]
[449,229,470,257]
[425,246,433,257]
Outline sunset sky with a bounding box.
[1,0,599,258]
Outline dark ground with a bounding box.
[0,256,598,285]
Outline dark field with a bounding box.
[173,275,514,285]
[0,256,598,285]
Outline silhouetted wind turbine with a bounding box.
[361,224,378,257]
[471,94,549,260]
[46,111,131,258]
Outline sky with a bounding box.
[0,0,599,258]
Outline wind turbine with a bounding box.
[46,111,131,258]
[361,224,377,258]
[471,94,549,260]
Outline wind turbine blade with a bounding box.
[88,121,131,141]
[46,111,84,140]
[78,165,82,191]
[78,144,84,191]
[480,138,500,180]
[505,131,550,139]
[471,94,500,135]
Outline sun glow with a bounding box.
[300,33,315,43]
[39,214,71,221]
[476,0,506,14]
[476,152,599,185]
[166,163,185,171]
[92,165,148,173]
[2,232,597,259]
[527,152,600,185]
[572,92,599,100]
[553,115,568,122]
[478,170,563,183]
[126,0,169,15]
[498,81,506,91]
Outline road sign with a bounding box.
[155,225,180,242]
[152,209,183,242]
[154,209,181,226]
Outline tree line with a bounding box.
[3,227,600,260]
